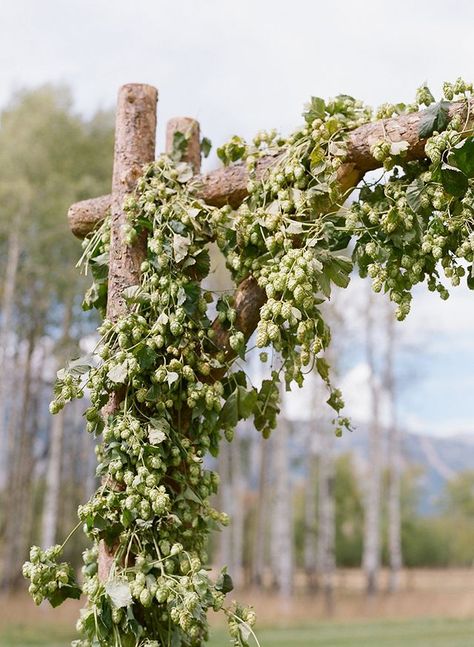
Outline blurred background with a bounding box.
[0,1,473,645]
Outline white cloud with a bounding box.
[403,413,474,439]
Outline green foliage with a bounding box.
[418,101,450,139]
[442,470,474,518]
[25,79,474,646]
[334,455,364,566]
[22,545,81,607]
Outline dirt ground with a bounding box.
[1,568,473,631]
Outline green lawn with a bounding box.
[2,617,474,647]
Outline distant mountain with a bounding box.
[287,420,474,515]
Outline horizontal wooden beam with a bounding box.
[68,98,474,239]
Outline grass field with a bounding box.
[2,569,474,646]
[2,618,474,647]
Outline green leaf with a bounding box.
[49,583,81,608]
[107,361,128,384]
[440,163,468,197]
[172,131,188,161]
[467,265,474,290]
[219,390,238,427]
[219,385,257,427]
[449,137,474,178]
[304,96,326,123]
[105,578,133,608]
[238,623,252,644]
[389,140,409,156]
[121,508,133,528]
[99,597,113,632]
[200,137,212,158]
[149,418,170,444]
[176,163,193,184]
[237,385,258,419]
[136,345,156,370]
[187,249,210,281]
[122,285,146,303]
[90,253,109,281]
[418,100,450,138]
[173,233,191,263]
[326,390,343,413]
[317,271,331,298]
[316,357,330,382]
[406,178,425,213]
[183,282,201,315]
[324,257,351,289]
[167,371,179,387]
[216,570,234,594]
[57,355,93,380]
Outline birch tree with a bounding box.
[0,85,113,589]
[270,416,293,598]
[362,290,382,595]
[316,420,335,613]
[385,305,402,592]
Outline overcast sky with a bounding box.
[1,0,473,436]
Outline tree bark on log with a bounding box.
[98,83,158,583]
[165,117,201,174]
[67,98,474,239]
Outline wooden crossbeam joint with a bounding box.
[68,98,474,239]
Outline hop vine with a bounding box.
[24,80,474,646]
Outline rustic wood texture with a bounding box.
[67,194,111,239]
[67,98,474,238]
[98,83,158,583]
[210,276,266,381]
[106,84,158,322]
[166,117,201,174]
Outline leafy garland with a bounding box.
[23,79,474,647]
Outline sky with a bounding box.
[1,0,473,437]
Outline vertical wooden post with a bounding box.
[99,83,158,582]
[165,117,201,174]
[98,98,203,582]
[106,84,158,323]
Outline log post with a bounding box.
[106,84,158,323]
[166,117,201,174]
[98,83,158,582]
[98,107,204,581]
[67,97,474,239]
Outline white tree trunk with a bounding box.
[252,434,270,588]
[362,291,382,596]
[40,298,74,549]
[270,417,293,598]
[230,436,244,588]
[0,226,21,481]
[41,410,65,549]
[1,325,36,590]
[304,440,318,591]
[316,422,335,613]
[385,308,402,592]
[218,441,233,569]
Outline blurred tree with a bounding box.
[0,85,114,590]
[270,415,293,598]
[362,289,383,595]
[442,470,474,518]
[334,454,364,566]
[384,303,402,592]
